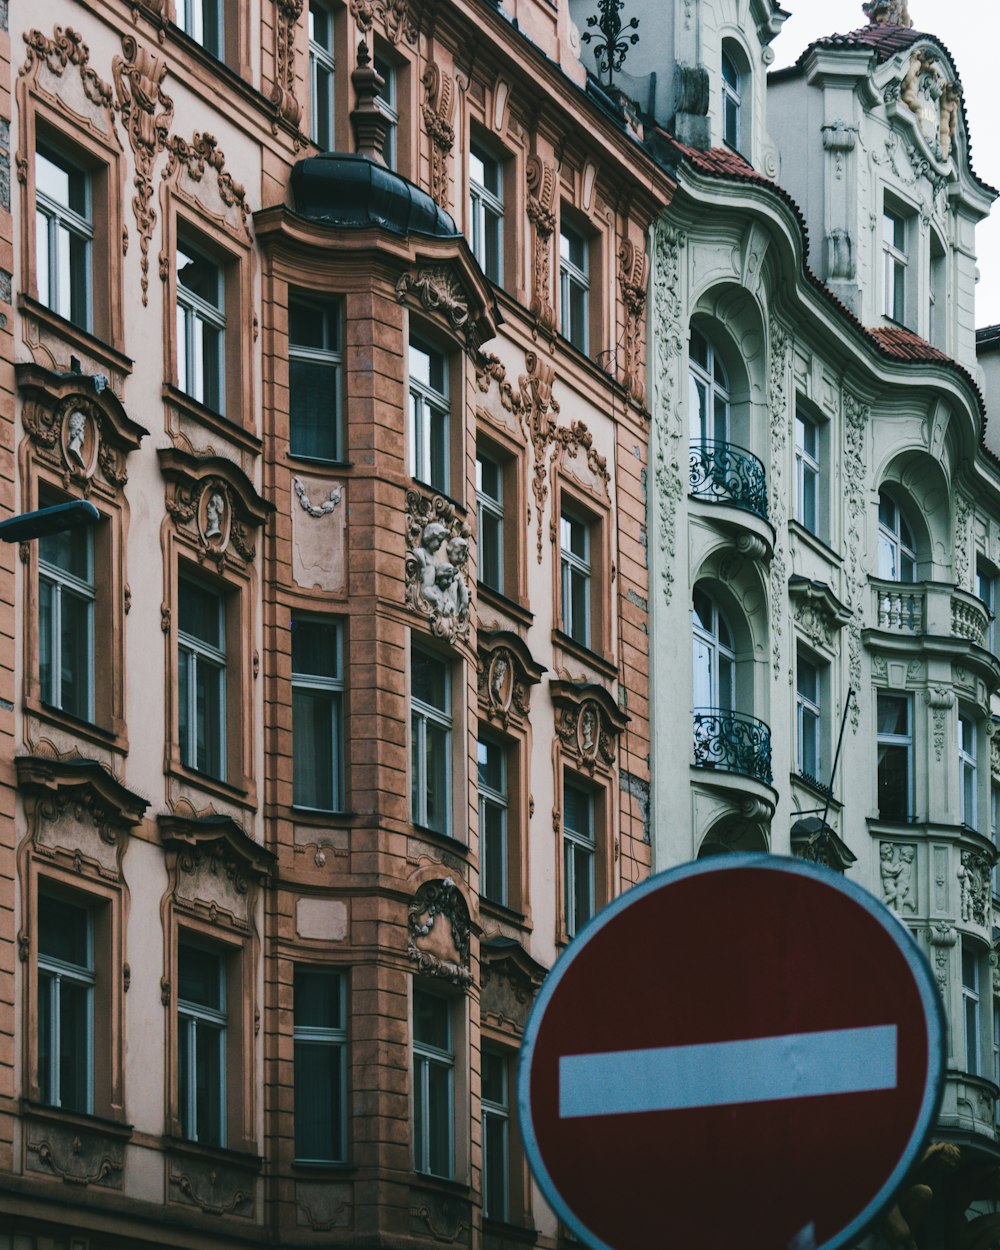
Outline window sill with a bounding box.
[409,823,470,857]
[169,761,255,810]
[163,1135,262,1171]
[292,1159,357,1174]
[163,383,262,456]
[287,453,354,471]
[478,583,534,627]
[479,896,529,928]
[484,1218,540,1244]
[290,806,357,825]
[29,698,127,756]
[788,519,843,566]
[18,295,133,377]
[411,1172,472,1198]
[22,1100,133,1138]
[553,629,618,680]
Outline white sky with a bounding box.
[769,0,1000,328]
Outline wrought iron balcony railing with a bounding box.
[689,440,769,521]
[692,708,773,785]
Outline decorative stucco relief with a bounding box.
[651,224,686,603]
[617,239,647,405]
[788,578,851,653]
[159,448,273,570]
[880,842,916,913]
[404,490,472,644]
[954,495,973,590]
[863,0,911,26]
[271,0,305,129]
[768,326,791,680]
[926,686,955,761]
[899,49,961,163]
[930,921,956,994]
[843,392,870,730]
[526,155,557,331]
[396,267,474,350]
[113,35,173,305]
[20,25,119,141]
[959,850,991,926]
[160,131,251,251]
[350,0,417,44]
[26,1121,125,1188]
[421,63,454,210]
[477,631,545,730]
[407,877,472,986]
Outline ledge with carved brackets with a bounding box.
[22,1100,133,1190]
[788,576,852,657]
[478,631,546,731]
[480,936,547,1036]
[158,447,274,570]
[549,680,629,776]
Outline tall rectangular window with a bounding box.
[876,692,912,822]
[292,617,344,811]
[289,299,342,461]
[38,893,94,1114]
[959,712,977,830]
[964,942,981,1077]
[177,241,225,412]
[178,941,227,1147]
[469,143,503,284]
[35,145,92,330]
[560,511,591,647]
[476,453,504,594]
[309,0,336,150]
[559,224,589,354]
[177,0,222,57]
[883,208,907,322]
[478,736,508,906]
[39,517,95,722]
[563,779,595,938]
[411,646,451,835]
[721,49,742,151]
[482,1048,510,1222]
[978,566,997,655]
[178,576,227,780]
[294,967,346,1162]
[796,654,821,781]
[413,990,453,1177]
[409,340,449,493]
[794,412,819,535]
[374,53,399,170]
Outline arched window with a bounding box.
[878,491,917,582]
[692,586,734,711]
[689,327,730,445]
[722,49,742,150]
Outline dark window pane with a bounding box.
[39,895,90,963]
[179,579,222,648]
[290,360,339,460]
[58,978,90,1113]
[412,650,448,711]
[414,992,449,1050]
[292,618,341,678]
[426,1060,452,1175]
[295,1040,343,1158]
[295,969,343,1029]
[878,744,910,820]
[179,944,223,1010]
[194,1020,224,1145]
[293,687,339,809]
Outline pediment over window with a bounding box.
[159,813,274,929]
[790,816,857,873]
[158,447,274,568]
[550,680,629,774]
[477,630,546,729]
[17,363,149,496]
[480,936,547,1034]
[788,576,852,654]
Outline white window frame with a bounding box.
[883,207,908,323]
[721,48,742,150]
[692,587,735,713]
[294,967,347,1163]
[877,492,917,583]
[563,778,595,939]
[37,894,94,1112]
[35,144,93,330]
[963,942,981,1078]
[794,411,820,534]
[959,712,978,830]
[292,617,344,812]
[978,567,997,654]
[177,941,227,1147]
[289,298,343,462]
[796,654,821,781]
[178,577,227,781]
[38,522,95,722]
[481,1047,510,1222]
[469,142,504,285]
[876,691,912,822]
[560,510,592,648]
[478,735,508,906]
[476,452,505,595]
[308,0,336,150]
[177,0,223,57]
[559,224,589,353]
[410,646,452,836]
[688,327,730,446]
[177,242,226,413]
[408,340,449,493]
[413,990,454,1178]
[373,52,399,170]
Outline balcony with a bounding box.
[689,441,768,521]
[692,709,773,785]
[869,579,992,647]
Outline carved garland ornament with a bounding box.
[112,35,174,306]
[526,155,557,331]
[407,877,472,986]
[421,63,455,210]
[294,477,342,516]
[617,240,647,405]
[350,0,417,44]
[404,490,472,644]
[271,0,305,128]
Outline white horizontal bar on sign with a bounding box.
[558,1025,898,1119]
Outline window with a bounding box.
[877,492,916,582]
[411,646,451,835]
[688,327,730,445]
[796,654,821,781]
[929,231,946,347]
[563,779,595,938]
[292,617,344,811]
[309,0,336,150]
[38,516,95,722]
[374,53,399,170]
[978,565,997,654]
[178,576,227,780]
[876,692,912,821]
[721,49,742,150]
[963,942,981,1077]
[794,411,820,534]
[177,0,223,57]
[289,299,342,461]
[294,968,346,1162]
[477,452,504,594]
[35,144,92,330]
[692,587,734,712]
[883,208,907,322]
[38,892,94,1113]
[177,241,225,412]
[469,142,503,284]
[560,511,591,648]
[559,223,589,353]
[482,1048,510,1222]
[478,735,508,906]
[413,989,453,1177]
[959,712,977,830]
[177,940,227,1147]
[409,340,449,493]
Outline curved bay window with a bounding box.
[877,491,917,582]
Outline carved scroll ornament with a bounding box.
[162,132,251,239]
[407,877,472,986]
[526,155,557,331]
[351,0,417,44]
[396,267,476,349]
[271,0,305,128]
[617,239,647,405]
[20,25,116,119]
[404,491,472,644]
[421,63,455,209]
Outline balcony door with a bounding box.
[692,587,735,712]
[689,327,730,446]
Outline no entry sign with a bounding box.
[518,856,944,1250]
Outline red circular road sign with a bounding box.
[518,856,944,1250]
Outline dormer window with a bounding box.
[882,208,908,323]
[722,49,742,151]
